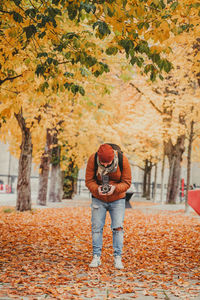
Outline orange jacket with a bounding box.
[85,153,132,202]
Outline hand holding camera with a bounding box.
[98,175,116,196]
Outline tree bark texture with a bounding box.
[142,160,148,198]
[142,159,152,199]
[146,161,152,200]
[48,133,62,202]
[185,120,194,212]
[160,154,166,203]
[37,129,52,205]
[165,135,185,204]
[49,163,62,202]
[153,163,158,202]
[15,111,32,211]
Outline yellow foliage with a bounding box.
[0,0,200,170]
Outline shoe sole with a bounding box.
[114,264,124,269]
[89,262,101,268]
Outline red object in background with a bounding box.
[181,178,184,197]
[0,184,11,193]
[188,190,200,215]
[5,185,11,193]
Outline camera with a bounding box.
[101,175,111,194]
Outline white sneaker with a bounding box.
[114,256,124,269]
[89,255,101,268]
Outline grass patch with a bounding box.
[3,208,14,213]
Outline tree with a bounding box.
[184,97,200,211]
[1,0,200,210]
[0,0,111,210]
[185,118,195,212]
[131,45,200,203]
[14,109,32,211]
[142,159,153,200]
[37,129,52,206]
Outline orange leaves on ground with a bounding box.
[0,206,199,299]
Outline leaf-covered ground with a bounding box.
[0,204,200,299]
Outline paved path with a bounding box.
[0,193,197,214]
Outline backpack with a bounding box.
[94,143,123,180]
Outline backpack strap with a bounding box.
[94,152,98,180]
[107,143,122,153]
[94,151,123,180]
[118,151,123,174]
[107,143,123,173]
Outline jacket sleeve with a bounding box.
[115,155,131,193]
[85,154,99,195]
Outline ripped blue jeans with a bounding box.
[91,197,125,257]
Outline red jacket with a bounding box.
[85,153,132,202]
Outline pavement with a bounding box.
[0,192,197,214]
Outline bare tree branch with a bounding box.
[0,74,22,86]
[129,82,163,115]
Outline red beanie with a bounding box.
[97,144,114,163]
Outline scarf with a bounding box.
[96,150,118,178]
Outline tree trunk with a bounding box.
[49,164,62,202]
[165,135,185,204]
[37,129,52,205]
[142,160,153,199]
[160,153,166,203]
[15,110,32,211]
[185,120,194,213]
[142,159,148,198]
[146,161,152,200]
[73,178,78,194]
[153,163,158,202]
[48,133,62,202]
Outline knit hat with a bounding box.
[97,144,114,163]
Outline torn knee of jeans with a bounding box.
[92,204,99,209]
[113,227,123,231]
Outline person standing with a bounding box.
[85,143,132,269]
